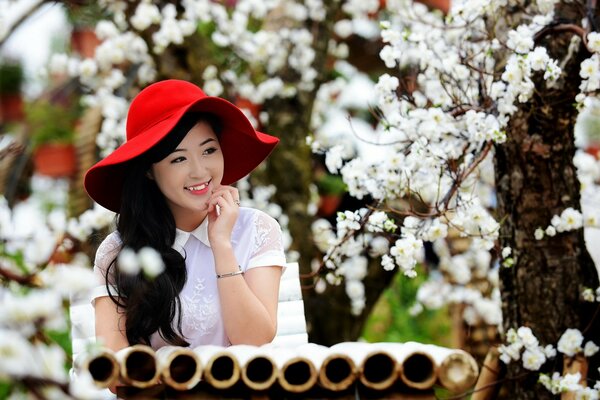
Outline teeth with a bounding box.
[187,183,208,191]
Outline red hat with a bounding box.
[84,79,279,213]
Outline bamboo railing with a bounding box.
[75,342,479,397]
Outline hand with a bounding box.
[206,185,240,246]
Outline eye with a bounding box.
[203,147,218,155]
[170,156,186,164]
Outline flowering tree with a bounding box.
[310,0,600,397]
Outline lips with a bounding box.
[185,180,211,195]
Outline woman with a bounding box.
[84,80,285,359]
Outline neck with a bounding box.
[174,211,207,232]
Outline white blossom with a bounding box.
[517,326,539,349]
[522,348,546,371]
[130,2,161,31]
[584,341,600,357]
[325,145,346,173]
[138,247,165,278]
[204,79,224,96]
[557,329,584,357]
[117,248,140,275]
[588,32,600,53]
[535,228,545,240]
[0,329,35,378]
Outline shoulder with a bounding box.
[238,207,281,230]
[94,231,123,267]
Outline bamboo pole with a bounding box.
[472,346,501,400]
[194,345,240,390]
[228,345,278,391]
[263,345,318,393]
[115,345,160,388]
[74,348,119,388]
[155,346,202,390]
[331,342,399,391]
[420,343,479,392]
[561,354,588,400]
[378,342,437,390]
[291,343,357,391]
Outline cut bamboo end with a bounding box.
[319,353,357,391]
[398,351,437,390]
[360,351,399,391]
[241,354,278,391]
[438,351,479,393]
[75,349,120,388]
[203,353,240,389]
[116,345,160,388]
[156,346,202,391]
[278,356,318,393]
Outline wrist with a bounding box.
[210,239,233,253]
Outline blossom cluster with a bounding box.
[117,246,165,278]
[534,206,599,240]
[582,287,600,302]
[499,327,600,396]
[539,372,600,398]
[0,177,101,397]
[310,1,600,336]
[47,0,336,161]
[411,240,502,327]
[311,210,395,314]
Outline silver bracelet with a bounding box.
[217,266,244,279]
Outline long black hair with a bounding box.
[105,112,222,346]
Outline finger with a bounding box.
[209,190,235,209]
[218,186,240,206]
[220,190,235,205]
[211,187,238,202]
[207,193,235,212]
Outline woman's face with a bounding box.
[150,121,224,229]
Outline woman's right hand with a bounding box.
[206,185,240,247]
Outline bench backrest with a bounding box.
[70,262,308,361]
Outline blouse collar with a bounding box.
[173,217,210,254]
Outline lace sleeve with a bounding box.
[91,232,122,303]
[246,211,286,270]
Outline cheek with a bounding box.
[152,167,180,192]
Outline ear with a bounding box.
[146,169,155,180]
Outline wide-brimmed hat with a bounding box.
[84,79,279,213]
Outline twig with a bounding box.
[0,266,36,285]
[533,23,590,52]
[300,208,376,282]
[582,303,600,334]
[0,0,48,48]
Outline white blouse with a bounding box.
[91,207,286,349]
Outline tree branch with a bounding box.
[0,266,37,285]
[533,23,590,52]
[0,0,48,48]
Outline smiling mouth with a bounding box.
[185,180,211,192]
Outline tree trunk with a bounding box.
[304,258,397,346]
[494,3,600,397]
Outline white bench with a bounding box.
[70,262,308,363]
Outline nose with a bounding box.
[188,154,207,179]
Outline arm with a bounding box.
[213,244,282,345]
[91,233,131,394]
[206,186,284,345]
[95,297,129,394]
[95,296,129,352]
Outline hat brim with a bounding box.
[84,96,278,213]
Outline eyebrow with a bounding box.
[171,138,216,153]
